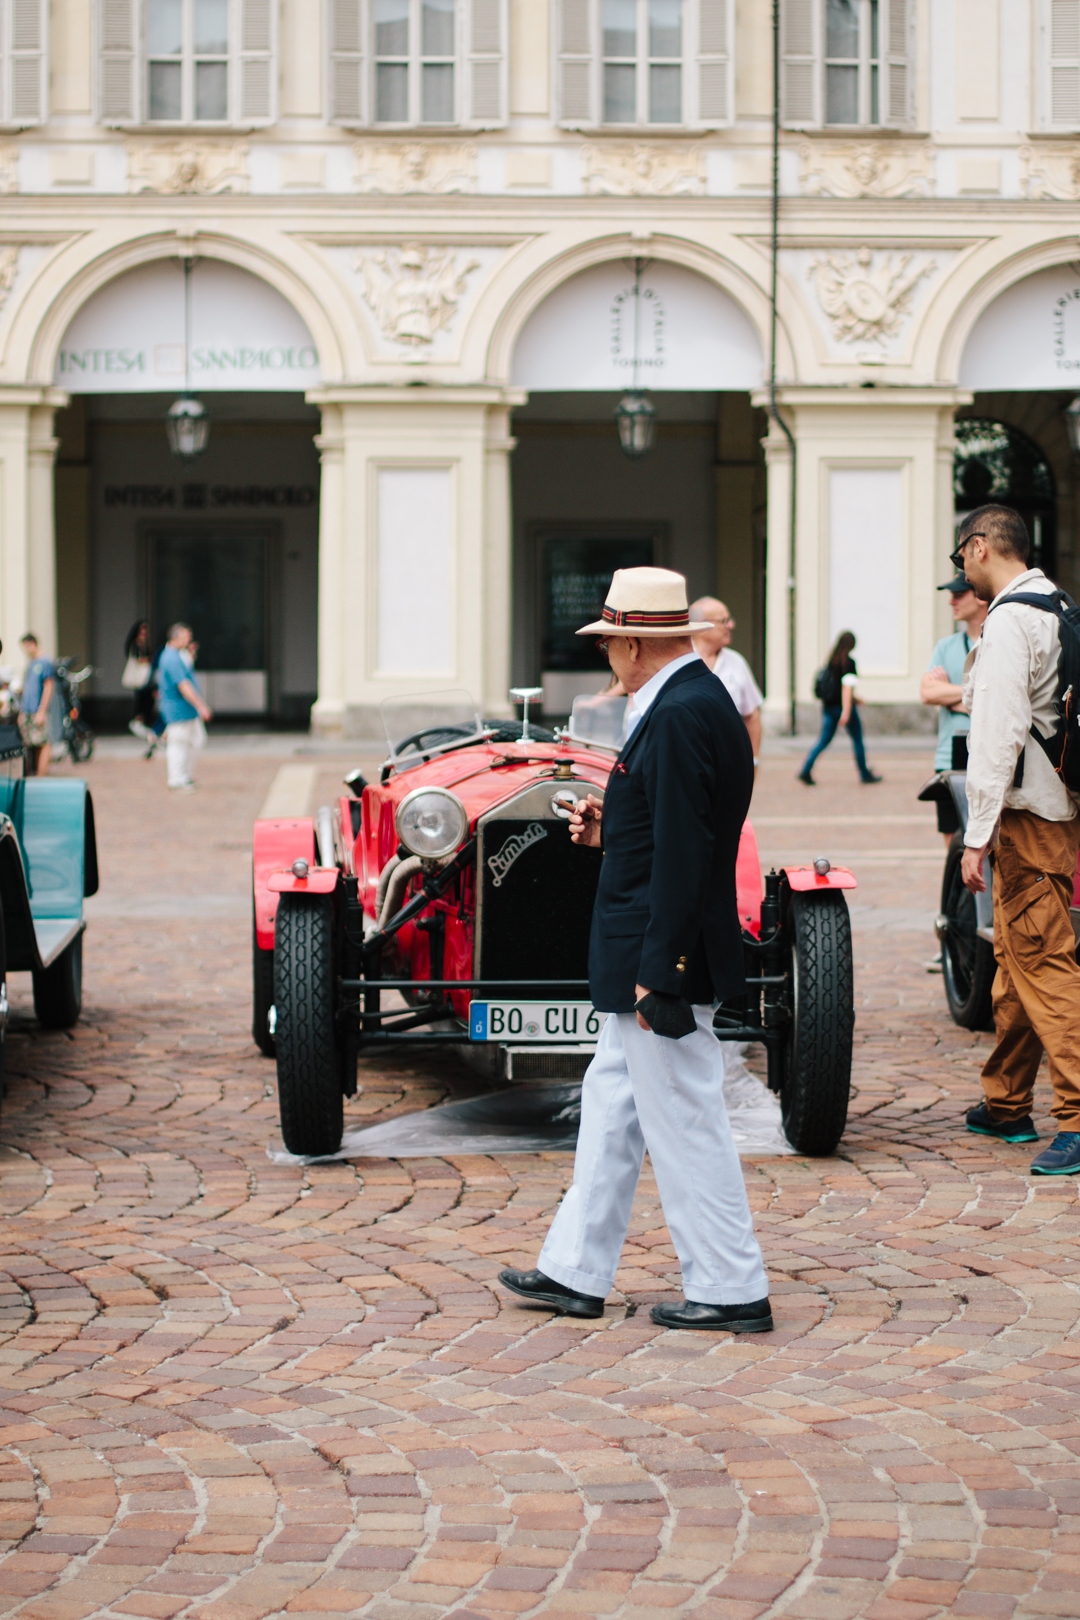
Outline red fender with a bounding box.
[267,870,339,894]
[736,820,765,936]
[253,818,316,949]
[783,863,857,892]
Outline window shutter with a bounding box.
[238,0,276,124]
[328,0,363,122]
[781,0,817,127]
[559,0,593,126]
[467,0,506,126]
[4,0,46,123]
[695,0,730,126]
[98,0,138,124]
[882,0,910,126]
[1049,0,1080,126]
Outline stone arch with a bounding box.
[10,229,354,388]
[483,233,781,386]
[936,237,1080,385]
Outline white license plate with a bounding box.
[469,1001,607,1042]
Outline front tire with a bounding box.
[33,931,83,1030]
[940,831,996,1032]
[273,894,343,1156]
[252,909,276,1058]
[780,890,854,1156]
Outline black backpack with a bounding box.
[813,665,842,706]
[990,588,1080,794]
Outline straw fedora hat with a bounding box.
[576,567,712,637]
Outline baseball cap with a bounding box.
[937,573,973,594]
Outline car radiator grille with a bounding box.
[476,816,602,998]
[505,1049,594,1082]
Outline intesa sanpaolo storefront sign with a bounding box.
[55,259,321,391]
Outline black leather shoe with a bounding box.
[649,1297,773,1333]
[498,1267,605,1319]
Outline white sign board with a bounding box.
[960,264,1080,389]
[829,467,904,675]
[56,260,320,392]
[511,261,763,391]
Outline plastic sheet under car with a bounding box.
[267,1047,794,1165]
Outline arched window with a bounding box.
[954,418,1056,576]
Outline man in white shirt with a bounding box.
[958,504,1080,1176]
[690,597,763,765]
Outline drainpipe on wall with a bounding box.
[769,0,798,738]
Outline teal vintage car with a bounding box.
[0,722,98,1097]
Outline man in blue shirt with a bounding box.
[157,623,213,791]
[18,634,56,776]
[921,573,988,842]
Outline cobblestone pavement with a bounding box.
[1,740,1078,1620]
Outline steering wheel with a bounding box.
[393,724,479,756]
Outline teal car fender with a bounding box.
[0,777,97,972]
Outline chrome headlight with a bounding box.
[396,786,469,860]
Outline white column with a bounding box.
[760,410,795,729]
[0,388,66,666]
[483,403,517,717]
[27,400,63,656]
[311,404,345,735]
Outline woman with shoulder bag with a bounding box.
[122,621,162,754]
[798,630,882,786]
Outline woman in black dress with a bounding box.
[799,631,882,785]
[123,620,161,753]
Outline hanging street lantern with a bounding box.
[614,390,656,459]
[166,257,209,460]
[165,397,209,458]
[1065,395,1080,457]
[614,257,656,461]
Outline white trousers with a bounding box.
[538,1008,769,1305]
[165,718,206,787]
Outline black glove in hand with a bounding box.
[634,991,696,1040]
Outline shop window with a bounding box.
[954,419,1057,577]
[781,0,911,129]
[1043,0,1080,127]
[328,0,506,127]
[98,0,276,126]
[0,0,47,126]
[557,0,730,128]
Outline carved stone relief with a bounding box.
[1020,144,1080,201]
[354,142,478,194]
[0,246,19,311]
[354,244,481,348]
[580,142,706,196]
[127,141,250,195]
[799,140,935,199]
[807,247,937,346]
[0,145,18,195]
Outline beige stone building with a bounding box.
[1,0,1079,733]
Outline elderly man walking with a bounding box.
[958,505,1080,1175]
[691,596,763,765]
[499,568,771,1331]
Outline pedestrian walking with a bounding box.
[921,573,988,844]
[122,620,163,754]
[499,567,771,1332]
[156,623,213,792]
[958,505,1080,1175]
[17,633,55,777]
[690,596,763,767]
[798,631,882,785]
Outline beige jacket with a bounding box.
[964,568,1076,849]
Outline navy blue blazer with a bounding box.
[588,658,753,1013]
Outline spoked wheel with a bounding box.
[779,889,855,1156]
[940,831,996,1031]
[252,907,276,1058]
[33,931,83,1030]
[68,725,94,763]
[273,893,344,1156]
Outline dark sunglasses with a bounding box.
[948,532,984,572]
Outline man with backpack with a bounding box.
[957,503,1080,1175]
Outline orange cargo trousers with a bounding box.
[981,808,1080,1128]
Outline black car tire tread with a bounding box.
[252,906,276,1058]
[274,894,343,1156]
[781,890,854,1157]
[940,830,996,1032]
[32,931,83,1031]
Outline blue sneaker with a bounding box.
[1030,1132,1080,1175]
[965,1102,1039,1144]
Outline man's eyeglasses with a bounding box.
[949,533,983,572]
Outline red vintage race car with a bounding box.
[252,692,858,1160]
